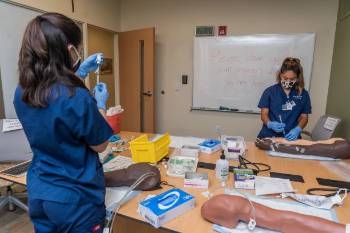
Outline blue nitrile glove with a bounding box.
[267,121,286,133]
[93,82,109,110]
[76,53,104,79]
[109,135,121,143]
[285,126,302,141]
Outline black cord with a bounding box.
[160,181,176,188]
[306,188,349,197]
[238,155,271,174]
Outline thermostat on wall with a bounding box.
[195,26,215,36]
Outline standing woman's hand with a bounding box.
[76,53,104,79]
[94,82,109,110]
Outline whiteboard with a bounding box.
[0,1,41,118]
[192,34,315,113]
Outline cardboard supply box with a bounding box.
[138,188,195,228]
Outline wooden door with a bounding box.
[87,25,116,108]
[119,28,155,133]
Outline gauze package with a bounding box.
[281,189,347,209]
[107,105,124,116]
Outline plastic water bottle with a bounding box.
[215,150,229,183]
[215,125,223,142]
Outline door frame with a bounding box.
[83,23,120,106]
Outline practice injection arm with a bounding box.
[201,194,345,233]
[104,163,160,190]
[255,138,350,159]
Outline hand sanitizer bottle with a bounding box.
[215,150,229,183]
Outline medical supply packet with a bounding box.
[199,139,222,154]
[167,155,198,177]
[233,168,255,190]
[255,176,295,196]
[184,172,209,188]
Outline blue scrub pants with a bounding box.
[29,199,105,233]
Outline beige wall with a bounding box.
[326,0,350,138]
[120,0,338,140]
[9,0,121,31]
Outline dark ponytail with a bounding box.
[18,12,87,107]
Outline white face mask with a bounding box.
[281,80,296,89]
[68,45,81,71]
[281,189,347,210]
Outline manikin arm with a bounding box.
[201,194,345,233]
[270,137,344,146]
[104,163,161,190]
[255,138,350,159]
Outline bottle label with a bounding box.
[216,168,228,181]
[221,168,228,177]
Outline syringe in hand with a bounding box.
[279,114,286,135]
[95,54,103,83]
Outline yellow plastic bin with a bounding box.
[129,133,171,163]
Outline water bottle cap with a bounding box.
[220,150,225,159]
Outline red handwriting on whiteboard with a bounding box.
[269,57,282,65]
[247,55,263,62]
[226,80,249,87]
[217,56,241,64]
[210,49,221,59]
[236,67,263,75]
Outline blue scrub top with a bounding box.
[13,84,113,204]
[257,84,311,138]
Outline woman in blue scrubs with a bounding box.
[257,57,312,140]
[14,13,112,233]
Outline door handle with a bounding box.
[142,91,153,97]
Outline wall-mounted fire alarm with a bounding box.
[218,26,227,36]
